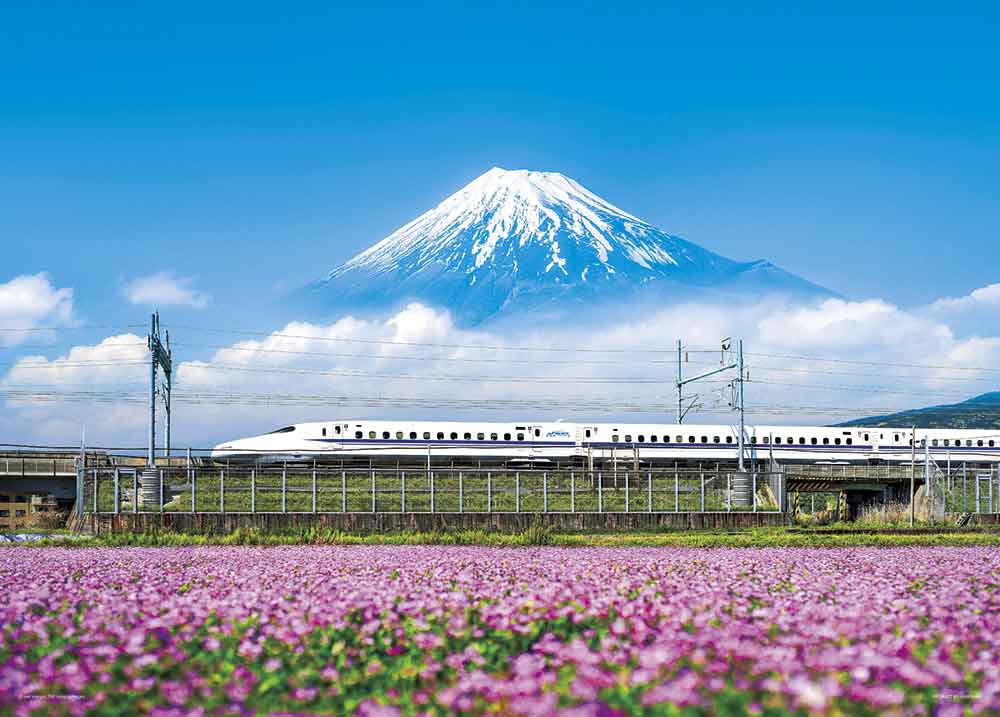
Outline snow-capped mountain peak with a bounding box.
[312,167,831,325]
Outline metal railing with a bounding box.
[79,466,786,515]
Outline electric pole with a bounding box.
[675,337,748,470]
[147,312,172,468]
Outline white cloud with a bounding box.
[123,272,210,308]
[3,294,1000,448]
[924,282,1000,338]
[0,273,75,347]
[929,283,1000,313]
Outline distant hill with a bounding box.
[309,167,833,326]
[841,392,1000,429]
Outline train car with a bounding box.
[211,420,1000,465]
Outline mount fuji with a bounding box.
[310,168,833,325]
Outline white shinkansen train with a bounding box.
[211,420,1000,465]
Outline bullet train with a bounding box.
[211,420,1000,465]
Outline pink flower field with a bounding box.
[1,546,999,716]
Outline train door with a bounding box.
[529,425,543,457]
[863,430,879,453]
[577,426,598,468]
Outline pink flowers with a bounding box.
[1,546,999,715]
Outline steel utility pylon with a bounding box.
[147,312,172,467]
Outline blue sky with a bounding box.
[2,2,1000,444]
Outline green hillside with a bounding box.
[841,391,1000,429]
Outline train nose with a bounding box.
[211,443,238,462]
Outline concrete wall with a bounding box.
[89,511,789,534]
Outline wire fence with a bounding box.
[78,466,786,515]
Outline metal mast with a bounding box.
[147,312,172,468]
[737,339,745,472]
[676,337,747,470]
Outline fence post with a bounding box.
[598,471,603,513]
[674,469,679,512]
[341,470,346,512]
[459,471,464,513]
[251,469,255,513]
[963,463,967,513]
[571,470,576,513]
[647,471,652,513]
[312,468,317,513]
[752,472,757,512]
[401,471,406,513]
[158,469,163,513]
[487,472,492,513]
[430,472,435,513]
[113,469,119,514]
[371,471,376,513]
[543,472,548,513]
[220,469,225,513]
[133,471,138,514]
[192,467,197,513]
[624,471,629,513]
[282,467,288,513]
[515,472,520,513]
[727,473,731,512]
[700,472,705,512]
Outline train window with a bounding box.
[834,438,841,445]
[811,437,817,445]
[335,426,341,435]
[863,433,869,441]
[799,438,805,445]
[517,433,524,441]
[651,435,658,443]
[701,436,708,444]
[967,440,973,447]
[750,437,757,445]
[775,437,782,444]
[846,438,853,445]
[823,438,829,445]
[990,440,995,447]
[396,431,404,440]
[322,428,327,436]
[504,433,511,441]
[932,439,939,447]
[612,435,620,442]
[437,432,445,440]
[450,432,458,440]
[978,440,984,447]
[894,434,899,442]
[269,426,296,434]
[369,431,377,439]
[423,432,431,440]
[689,436,696,443]
[585,429,591,438]
[464,432,472,440]
[478,433,485,440]
[381,431,389,439]
[638,435,645,443]
[355,431,363,439]
[725,436,733,444]
[712,436,719,443]
[535,429,540,437]
[491,433,498,440]
[410,432,417,440]
[762,437,770,444]
[625,435,632,442]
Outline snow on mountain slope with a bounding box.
[311,168,832,325]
